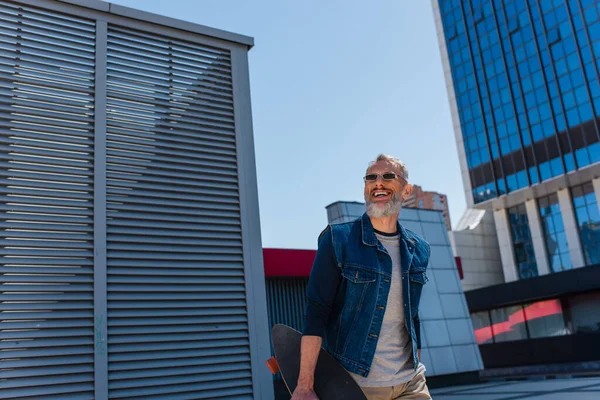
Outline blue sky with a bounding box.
[110,0,464,249]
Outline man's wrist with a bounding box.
[296,376,314,390]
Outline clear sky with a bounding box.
[109,0,465,249]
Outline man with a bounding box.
[292,154,432,400]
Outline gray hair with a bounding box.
[366,154,409,181]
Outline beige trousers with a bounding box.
[360,372,432,400]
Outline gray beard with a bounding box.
[365,194,403,218]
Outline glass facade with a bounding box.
[571,182,600,264]
[471,297,571,344]
[439,0,600,204]
[569,291,600,333]
[508,204,539,278]
[490,305,529,342]
[524,299,569,338]
[471,310,494,344]
[538,193,572,271]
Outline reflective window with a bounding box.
[432,194,444,210]
[508,204,539,279]
[538,194,572,272]
[490,305,528,342]
[569,292,600,333]
[571,182,600,265]
[471,311,493,344]
[469,293,600,344]
[523,299,569,338]
[437,0,600,205]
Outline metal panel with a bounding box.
[231,44,274,400]
[0,1,263,399]
[93,18,108,400]
[266,278,308,333]
[0,2,96,399]
[265,278,309,381]
[105,25,253,399]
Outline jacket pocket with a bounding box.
[341,266,377,283]
[409,271,427,285]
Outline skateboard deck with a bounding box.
[267,324,367,399]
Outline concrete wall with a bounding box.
[449,209,505,291]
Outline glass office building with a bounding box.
[437,0,600,203]
[435,1,600,371]
[434,0,600,282]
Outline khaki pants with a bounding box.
[360,372,432,400]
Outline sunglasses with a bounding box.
[363,172,405,182]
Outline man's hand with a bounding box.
[292,336,322,400]
[291,386,319,400]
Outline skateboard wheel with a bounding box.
[266,357,280,374]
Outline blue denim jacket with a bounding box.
[303,213,430,378]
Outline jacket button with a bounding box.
[369,333,378,338]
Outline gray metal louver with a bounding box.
[105,26,252,400]
[265,278,308,382]
[266,278,308,334]
[0,2,96,400]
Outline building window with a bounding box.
[571,182,600,265]
[538,194,572,272]
[470,298,571,344]
[440,0,600,204]
[569,292,600,334]
[471,311,493,344]
[418,200,424,208]
[490,305,528,343]
[508,204,539,279]
[432,194,444,210]
[523,299,569,339]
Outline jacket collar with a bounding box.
[360,213,415,247]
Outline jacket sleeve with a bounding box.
[302,227,342,337]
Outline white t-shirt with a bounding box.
[350,231,426,387]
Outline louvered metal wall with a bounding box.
[0,1,271,399]
[0,3,96,399]
[266,278,308,334]
[265,278,308,383]
[105,26,252,400]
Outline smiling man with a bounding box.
[291,154,432,400]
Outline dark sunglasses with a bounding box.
[363,172,405,182]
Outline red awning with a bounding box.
[263,248,317,277]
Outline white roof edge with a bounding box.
[57,0,254,48]
[454,208,486,231]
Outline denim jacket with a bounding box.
[303,213,430,378]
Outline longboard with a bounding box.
[267,324,367,399]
